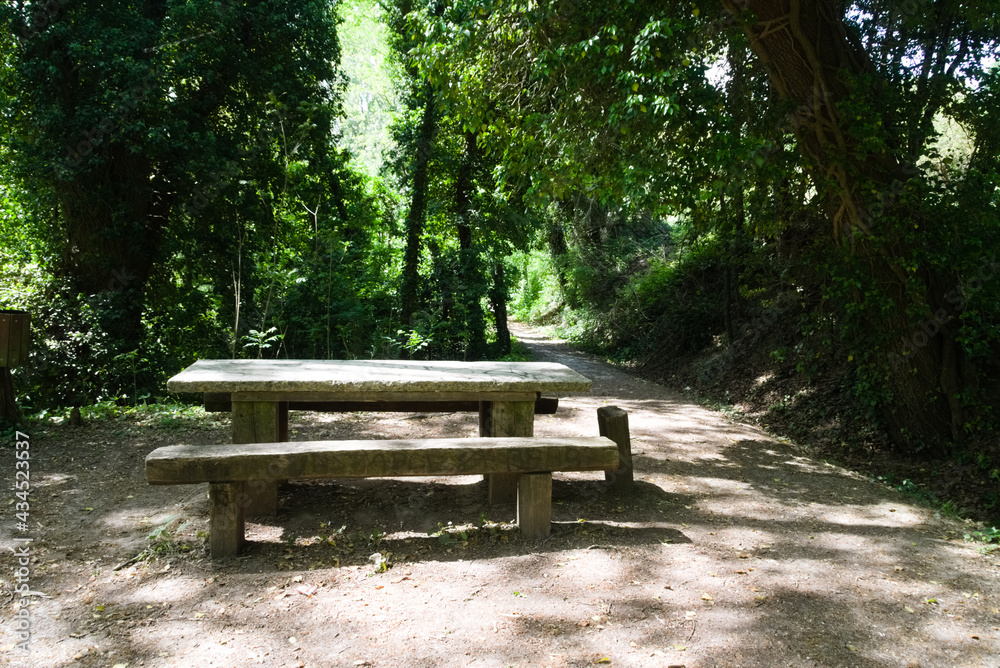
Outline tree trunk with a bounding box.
[725,41,749,329]
[719,192,735,343]
[490,263,511,357]
[454,132,488,360]
[721,0,961,449]
[400,83,437,330]
[732,185,746,323]
[43,19,171,356]
[546,219,570,293]
[56,143,169,353]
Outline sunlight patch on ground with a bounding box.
[679,476,755,497]
[101,509,173,533]
[127,577,206,606]
[33,472,75,488]
[686,451,731,462]
[811,503,929,528]
[782,457,847,475]
[668,443,754,464]
[699,497,810,522]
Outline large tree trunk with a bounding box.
[56,144,168,351]
[721,0,963,449]
[38,7,173,357]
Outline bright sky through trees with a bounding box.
[338,0,402,178]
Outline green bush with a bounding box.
[510,249,564,322]
[597,239,728,358]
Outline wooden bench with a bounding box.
[146,436,620,558]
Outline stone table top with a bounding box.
[166,359,592,395]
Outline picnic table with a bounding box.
[166,359,594,512]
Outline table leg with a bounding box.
[480,400,534,504]
[231,400,286,515]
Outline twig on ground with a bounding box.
[113,550,149,571]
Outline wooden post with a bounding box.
[517,472,552,539]
[597,406,633,492]
[231,401,282,515]
[481,400,535,504]
[209,482,246,558]
[0,310,29,424]
[0,368,20,424]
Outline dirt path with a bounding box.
[3,323,999,667]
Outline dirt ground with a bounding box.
[3,323,1000,668]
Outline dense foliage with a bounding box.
[0,0,395,410]
[413,0,1000,455]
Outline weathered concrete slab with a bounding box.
[166,360,592,395]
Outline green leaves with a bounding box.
[407,0,707,211]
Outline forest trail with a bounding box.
[509,321,1000,667]
[4,325,1000,668]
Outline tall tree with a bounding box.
[385,0,441,331]
[1,0,343,352]
[452,131,489,358]
[718,0,999,446]
[398,82,439,329]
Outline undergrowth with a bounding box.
[27,400,217,429]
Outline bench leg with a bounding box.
[209,482,246,558]
[517,473,552,539]
[482,400,535,504]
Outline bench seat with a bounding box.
[146,436,620,558]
